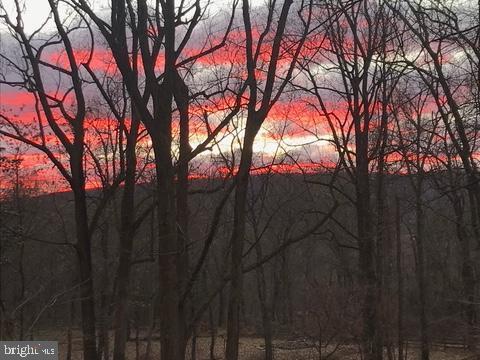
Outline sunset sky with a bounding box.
[1,0,471,193]
[0,0,341,192]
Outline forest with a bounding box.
[0,0,480,359]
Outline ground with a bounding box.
[34,330,478,359]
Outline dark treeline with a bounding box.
[0,172,472,359]
[0,0,479,359]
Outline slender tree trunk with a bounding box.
[0,192,3,340]
[99,224,111,360]
[225,121,259,360]
[175,73,191,359]
[134,310,140,360]
[144,290,158,360]
[70,143,98,360]
[255,242,273,360]
[191,331,197,360]
[375,141,387,360]
[67,299,75,360]
[415,182,429,360]
[356,133,378,360]
[154,135,180,360]
[73,183,98,360]
[113,108,140,360]
[280,248,292,326]
[18,230,25,340]
[209,303,217,360]
[452,193,477,351]
[13,172,26,341]
[395,197,404,360]
[218,287,225,328]
[155,0,181,357]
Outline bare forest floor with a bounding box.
[34,329,478,360]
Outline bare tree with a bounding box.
[0,3,112,358]
[68,1,244,358]
[388,0,480,352]
[298,1,404,358]
[224,1,312,358]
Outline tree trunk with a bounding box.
[374,135,387,360]
[73,183,98,360]
[415,183,429,360]
[155,1,181,357]
[175,72,191,359]
[225,121,259,360]
[452,192,477,351]
[69,142,98,360]
[255,241,273,360]
[113,107,140,360]
[98,222,111,360]
[18,227,25,340]
[395,197,404,360]
[356,133,379,360]
[154,135,180,360]
[218,287,226,328]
